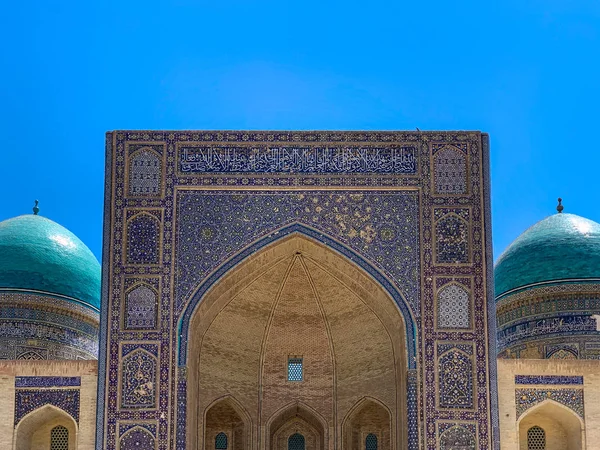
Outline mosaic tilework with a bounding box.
[120,348,157,409]
[496,282,600,359]
[515,388,584,418]
[120,426,156,450]
[126,212,161,265]
[0,292,99,360]
[437,283,471,329]
[15,376,81,388]
[175,190,420,315]
[97,131,497,450]
[129,147,162,196]
[434,209,470,264]
[515,375,583,385]
[125,285,158,330]
[498,315,594,351]
[433,144,468,195]
[438,344,474,409]
[15,389,80,424]
[439,425,476,450]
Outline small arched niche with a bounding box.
[343,398,391,450]
[14,404,77,450]
[204,396,251,450]
[518,400,584,450]
[268,402,326,450]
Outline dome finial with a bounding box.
[557,197,564,214]
[32,200,39,215]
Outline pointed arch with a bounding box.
[128,146,162,196]
[119,425,156,450]
[436,281,471,330]
[124,282,158,330]
[434,212,470,264]
[267,401,327,450]
[14,404,77,450]
[178,223,416,366]
[342,397,392,450]
[517,399,584,450]
[125,212,160,265]
[120,347,157,409]
[203,395,252,450]
[182,230,410,450]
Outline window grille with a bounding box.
[288,358,303,381]
[50,425,69,450]
[365,433,378,450]
[527,426,546,450]
[215,432,228,449]
[288,433,305,450]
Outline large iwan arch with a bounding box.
[182,232,412,450]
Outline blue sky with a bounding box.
[1,0,599,262]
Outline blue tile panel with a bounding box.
[15,389,80,424]
[15,377,81,388]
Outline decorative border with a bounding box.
[515,375,583,385]
[15,377,81,388]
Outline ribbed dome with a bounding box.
[0,214,101,309]
[495,213,600,298]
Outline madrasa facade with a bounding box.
[0,130,596,450]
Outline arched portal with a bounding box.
[185,233,409,450]
[343,398,391,450]
[517,400,584,450]
[268,403,326,450]
[14,404,77,450]
[204,396,251,450]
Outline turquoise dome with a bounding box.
[495,213,600,298]
[0,214,101,309]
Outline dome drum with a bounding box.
[0,213,101,360]
[495,212,600,359]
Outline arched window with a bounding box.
[527,426,546,450]
[288,433,305,450]
[215,432,228,449]
[365,433,378,450]
[50,425,69,450]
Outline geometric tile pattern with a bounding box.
[129,148,162,196]
[125,285,157,330]
[437,283,471,329]
[433,144,467,195]
[98,131,497,450]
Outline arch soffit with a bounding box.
[203,394,252,426]
[516,398,585,429]
[341,396,392,428]
[267,400,328,434]
[178,224,417,366]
